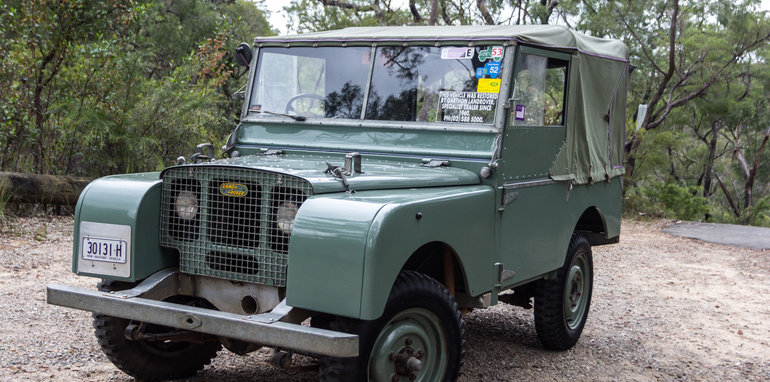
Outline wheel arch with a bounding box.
[401,241,470,297]
[574,206,618,246]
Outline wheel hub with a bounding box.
[563,253,591,330]
[392,345,423,377]
[568,267,584,308]
[369,308,447,382]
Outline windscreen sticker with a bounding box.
[476,78,501,93]
[485,62,501,78]
[515,104,526,121]
[478,46,504,62]
[441,47,475,60]
[440,91,497,111]
[475,61,501,79]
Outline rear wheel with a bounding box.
[534,233,594,350]
[319,271,465,382]
[93,280,221,381]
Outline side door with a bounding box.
[496,46,575,287]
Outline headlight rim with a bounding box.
[174,190,199,221]
[275,201,299,235]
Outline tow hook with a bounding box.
[123,322,211,343]
[270,349,294,369]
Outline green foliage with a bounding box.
[0,0,273,176]
[745,195,770,227]
[285,0,412,32]
[624,182,710,221]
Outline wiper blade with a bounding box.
[254,109,306,121]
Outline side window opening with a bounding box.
[510,53,568,126]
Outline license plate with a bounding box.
[81,237,128,264]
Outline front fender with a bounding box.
[360,186,496,319]
[286,196,386,319]
[73,172,177,282]
[286,186,496,320]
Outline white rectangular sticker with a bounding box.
[81,236,127,263]
[441,47,474,60]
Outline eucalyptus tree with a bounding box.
[576,0,770,183]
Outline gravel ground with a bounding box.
[1,216,768,381]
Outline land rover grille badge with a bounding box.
[219,183,248,197]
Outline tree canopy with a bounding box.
[1,0,273,176]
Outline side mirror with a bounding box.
[235,42,252,67]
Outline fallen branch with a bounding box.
[0,172,94,206]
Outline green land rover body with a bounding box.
[47,25,629,381]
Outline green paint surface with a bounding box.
[73,172,177,281]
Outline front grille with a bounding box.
[208,179,261,248]
[160,166,313,286]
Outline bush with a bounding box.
[746,195,770,227]
[624,182,709,221]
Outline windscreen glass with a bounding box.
[250,47,372,119]
[366,46,503,124]
[249,45,505,125]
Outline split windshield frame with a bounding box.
[240,41,518,133]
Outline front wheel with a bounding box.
[93,280,221,381]
[319,271,465,382]
[534,233,594,350]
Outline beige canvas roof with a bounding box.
[256,25,628,62]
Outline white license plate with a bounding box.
[81,237,128,264]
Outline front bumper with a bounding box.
[46,282,358,358]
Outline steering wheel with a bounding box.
[285,93,327,116]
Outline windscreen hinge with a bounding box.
[420,159,450,168]
[261,149,285,156]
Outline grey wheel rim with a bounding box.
[563,251,590,330]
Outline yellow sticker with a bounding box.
[476,78,501,93]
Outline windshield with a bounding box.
[249,45,505,125]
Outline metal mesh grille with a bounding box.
[160,166,313,286]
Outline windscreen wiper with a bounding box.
[254,109,306,121]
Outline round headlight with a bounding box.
[276,202,299,234]
[175,191,198,220]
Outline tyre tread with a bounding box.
[534,233,593,350]
[319,271,465,381]
[93,279,220,381]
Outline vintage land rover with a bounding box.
[47,25,628,381]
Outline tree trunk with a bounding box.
[743,128,770,210]
[0,172,94,206]
[702,119,720,198]
[428,0,439,25]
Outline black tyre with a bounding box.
[93,280,221,381]
[319,271,465,382]
[534,233,594,350]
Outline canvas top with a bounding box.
[254,25,630,184]
[255,25,629,62]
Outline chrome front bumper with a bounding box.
[46,281,358,357]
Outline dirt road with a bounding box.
[1,217,768,381]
